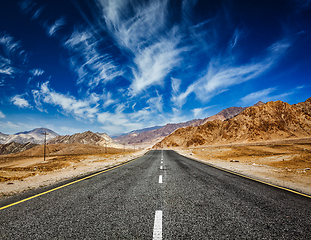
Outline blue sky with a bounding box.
[0,0,311,135]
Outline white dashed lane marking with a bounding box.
[153,210,162,240]
[159,175,162,183]
[154,152,163,239]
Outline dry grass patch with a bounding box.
[0,143,136,183]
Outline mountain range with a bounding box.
[0,128,59,145]
[1,97,309,154]
[154,98,311,148]
[114,101,265,146]
[0,131,123,156]
[48,131,123,148]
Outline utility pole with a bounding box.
[42,131,49,161]
[105,139,107,154]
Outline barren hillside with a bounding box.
[1,143,126,159]
[0,142,38,155]
[155,98,311,148]
[114,118,206,145]
[48,131,122,148]
[114,102,264,146]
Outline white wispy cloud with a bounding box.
[192,106,213,119]
[32,88,46,113]
[147,91,163,113]
[0,33,27,78]
[32,6,44,20]
[101,0,169,51]
[241,87,277,105]
[0,121,20,131]
[32,81,100,120]
[46,17,66,36]
[102,91,116,108]
[99,0,185,95]
[130,36,183,95]
[296,85,306,89]
[171,77,181,94]
[18,0,36,14]
[11,95,31,108]
[241,86,296,104]
[97,106,141,134]
[0,111,5,119]
[19,0,45,20]
[171,83,195,109]
[30,68,44,76]
[97,92,166,134]
[0,121,42,134]
[0,56,15,76]
[172,39,291,108]
[64,27,123,87]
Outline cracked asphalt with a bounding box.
[0,150,310,239]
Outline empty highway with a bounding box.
[1,150,311,239]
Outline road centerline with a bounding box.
[153,210,162,240]
[159,175,163,183]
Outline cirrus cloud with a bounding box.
[11,95,31,108]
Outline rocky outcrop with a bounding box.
[113,119,206,145]
[48,131,122,148]
[0,142,38,155]
[155,98,311,148]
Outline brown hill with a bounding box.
[114,103,265,146]
[154,98,311,148]
[49,131,103,145]
[203,106,245,122]
[48,131,122,148]
[2,143,127,158]
[114,118,206,145]
[0,142,38,155]
[202,101,265,123]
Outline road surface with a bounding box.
[1,150,311,239]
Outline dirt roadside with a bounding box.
[1,138,310,198]
[0,150,147,198]
[175,138,311,196]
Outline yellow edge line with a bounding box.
[187,155,311,199]
[0,158,138,211]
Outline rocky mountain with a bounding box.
[154,98,311,148]
[48,131,122,148]
[95,132,115,142]
[0,142,38,155]
[114,102,265,146]
[201,101,265,123]
[0,128,59,144]
[114,118,206,146]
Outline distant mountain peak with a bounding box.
[0,128,59,144]
[253,101,265,107]
[15,127,58,135]
[47,130,122,148]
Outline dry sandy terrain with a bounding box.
[1,138,310,198]
[0,148,147,198]
[175,138,311,196]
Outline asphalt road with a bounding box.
[0,150,311,239]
